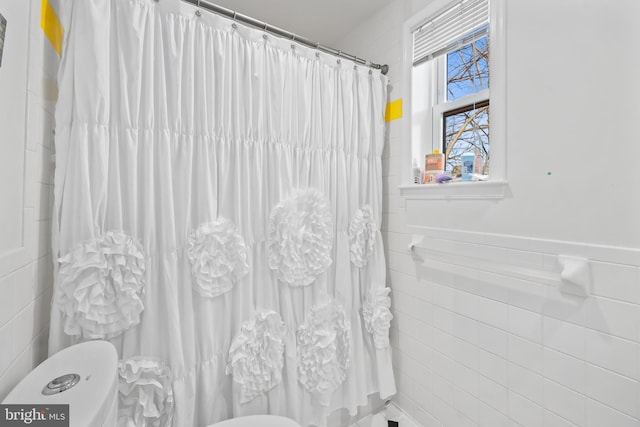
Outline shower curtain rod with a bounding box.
[180,0,390,75]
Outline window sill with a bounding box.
[399,180,508,200]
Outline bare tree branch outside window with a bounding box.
[444,36,490,174]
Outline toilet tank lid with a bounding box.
[2,340,118,427]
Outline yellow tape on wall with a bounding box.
[41,0,63,56]
[385,99,402,122]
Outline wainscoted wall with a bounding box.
[0,0,59,400]
[389,229,640,426]
[339,0,640,426]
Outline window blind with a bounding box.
[413,0,489,66]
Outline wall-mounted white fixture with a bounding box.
[558,255,591,297]
[408,234,424,252]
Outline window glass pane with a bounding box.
[447,36,489,101]
[443,103,489,173]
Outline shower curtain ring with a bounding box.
[231,12,237,29]
[195,0,201,16]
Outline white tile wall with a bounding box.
[385,231,640,427]
[0,0,58,400]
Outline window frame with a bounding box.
[400,0,507,200]
[439,96,489,172]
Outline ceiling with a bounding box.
[207,0,390,48]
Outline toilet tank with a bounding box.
[2,340,118,427]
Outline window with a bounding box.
[401,0,505,198]
[441,33,489,173]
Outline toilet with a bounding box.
[210,415,302,427]
[2,340,118,427]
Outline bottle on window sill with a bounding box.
[412,158,421,184]
[461,152,475,182]
[474,148,484,176]
[424,171,442,184]
[425,150,445,172]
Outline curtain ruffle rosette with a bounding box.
[268,189,333,287]
[187,218,249,298]
[348,206,377,268]
[118,357,175,427]
[296,298,351,406]
[56,230,145,340]
[362,287,393,349]
[50,0,395,425]
[226,310,287,404]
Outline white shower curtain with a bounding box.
[50,1,395,426]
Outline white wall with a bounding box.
[405,0,640,249]
[340,1,640,426]
[0,0,58,400]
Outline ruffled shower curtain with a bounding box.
[50,1,395,426]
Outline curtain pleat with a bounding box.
[51,1,394,426]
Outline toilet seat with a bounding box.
[209,415,301,427]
